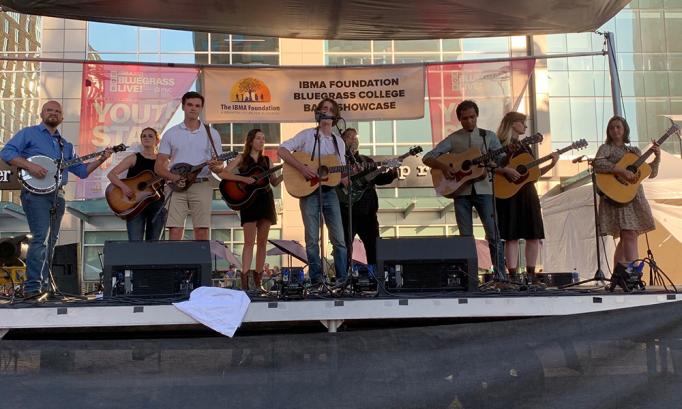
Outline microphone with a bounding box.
[572,155,587,164]
[315,110,340,122]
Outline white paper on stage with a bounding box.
[173,287,251,337]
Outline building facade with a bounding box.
[1,2,680,280]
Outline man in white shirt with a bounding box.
[278,98,349,285]
[155,91,224,241]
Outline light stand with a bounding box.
[560,157,608,289]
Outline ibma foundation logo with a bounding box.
[230,78,271,102]
[221,77,281,114]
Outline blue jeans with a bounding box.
[20,190,65,293]
[300,189,348,281]
[454,194,507,279]
[126,199,166,241]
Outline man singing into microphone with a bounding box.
[278,98,349,286]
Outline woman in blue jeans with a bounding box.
[108,127,166,241]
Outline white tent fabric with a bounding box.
[541,149,682,281]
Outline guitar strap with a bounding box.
[205,124,219,158]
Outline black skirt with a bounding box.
[496,182,545,241]
[240,189,277,226]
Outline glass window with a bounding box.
[442,39,462,52]
[374,41,392,52]
[375,146,394,155]
[396,103,432,144]
[375,121,393,143]
[570,99,599,141]
[395,40,440,52]
[568,72,597,97]
[327,40,371,53]
[618,71,645,96]
[549,98,572,142]
[232,35,279,52]
[615,10,642,53]
[160,29,201,52]
[617,53,643,71]
[232,54,279,65]
[232,123,280,144]
[545,34,567,53]
[668,53,682,71]
[326,55,373,65]
[88,23,138,53]
[669,72,682,96]
[462,37,509,52]
[160,53,208,64]
[639,11,666,53]
[665,12,682,53]
[397,187,436,198]
[214,123,231,145]
[566,33,594,53]
[394,54,440,64]
[89,53,138,62]
[210,33,231,52]
[83,246,104,281]
[211,229,232,242]
[548,71,569,96]
[567,56,595,71]
[643,72,670,96]
[547,57,568,71]
[84,231,128,244]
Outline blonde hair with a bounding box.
[496,112,527,147]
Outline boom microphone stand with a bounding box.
[560,156,608,288]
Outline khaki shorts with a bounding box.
[164,181,213,228]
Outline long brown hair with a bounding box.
[239,128,268,172]
[496,112,526,147]
[605,115,631,145]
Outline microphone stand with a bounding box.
[311,123,328,287]
[152,178,181,241]
[343,144,356,288]
[560,156,608,288]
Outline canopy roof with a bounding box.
[2,0,629,40]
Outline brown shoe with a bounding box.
[240,270,251,291]
[528,273,547,289]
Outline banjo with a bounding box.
[18,143,127,194]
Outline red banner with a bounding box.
[77,64,199,199]
[426,59,535,147]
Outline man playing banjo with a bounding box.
[0,100,112,298]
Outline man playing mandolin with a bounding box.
[0,100,112,298]
[154,91,224,241]
[422,100,514,284]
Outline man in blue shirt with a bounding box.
[0,100,112,298]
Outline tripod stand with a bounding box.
[560,157,608,289]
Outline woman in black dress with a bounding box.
[496,112,558,286]
[218,129,282,291]
[108,127,166,241]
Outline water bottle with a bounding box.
[636,262,645,275]
[298,269,304,284]
[571,268,579,283]
[283,268,290,282]
[353,265,359,278]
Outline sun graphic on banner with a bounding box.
[230,78,271,102]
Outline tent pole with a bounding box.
[605,32,623,117]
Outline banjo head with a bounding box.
[19,155,62,194]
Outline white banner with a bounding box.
[203,66,425,123]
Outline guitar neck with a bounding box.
[61,150,107,169]
[474,144,515,166]
[255,164,283,181]
[526,144,574,169]
[634,131,674,168]
[330,161,380,174]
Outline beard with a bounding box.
[43,116,62,127]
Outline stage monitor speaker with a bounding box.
[53,243,80,295]
[103,241,212,299]
[376,236,479,294]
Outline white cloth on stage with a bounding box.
[173,287,250,337]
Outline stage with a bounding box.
[0,286,679,338]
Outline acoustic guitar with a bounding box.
[105,170,165,221]
[494,139,588,199]
[336,146,422,205]
[430,133,543,198]
[282,152,386,198]
[170,151,238,192]
[218,164,283,210]
[595,124,680,204]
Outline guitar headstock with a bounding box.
[111,143,127,153]
[218,151,239,161]
[666,124,681,136]
[381,158,403,169]
[408,146,423,156]
[572,139,588,151]
[521,133,543,146]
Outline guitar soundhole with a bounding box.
[516,165,527,175]
[136,182,147,190]
[461,160,471,171]
[319,166,329,178]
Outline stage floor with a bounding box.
[0,285,679,338]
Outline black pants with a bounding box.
[340,208,380,265]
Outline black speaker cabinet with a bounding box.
[376,236,479,294]
[103,241,212,298]
[53,243,80,295]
